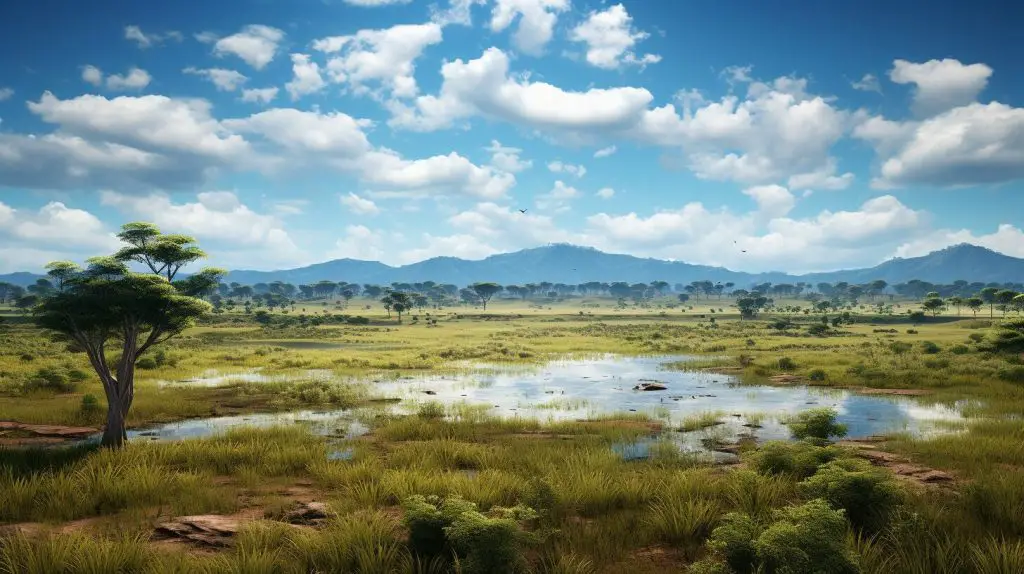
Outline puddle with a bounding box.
[158,368,336,387]
[124,410,370,442]
[372,354,964,441]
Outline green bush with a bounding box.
[698,499,858,574]
[417,402,446,420]
[747,441,841,479]
[67,369,90,382]
[806,324,830,337]
[950,344,970,355]
[906,328,918,334]
[136,357,158,370]
[346,316,371,325]
[786,408,847,441]
[80,394,102,420]
[24,367,76,393]
[997,366,1024,384]
[776,357,796,371]
[920,341,940,354]
[799,458,902,533]
[807,368,827,382]
[401,494,539,574]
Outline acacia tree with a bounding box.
[966,297,984,317]
[381,291,412,322]
[34,223,223,449]
[470,282,502,311]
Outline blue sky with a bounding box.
[1,0,1022,274]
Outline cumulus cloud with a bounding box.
[241,87,279,104]
[893,224,1024,259]
[124,25,183,48]
[851,73,882,94]
[431,0,487,26]
[326,224,388,261]
[596,187,614,199]
[569,4,661,70]
[82,66,151,91]
[388,47,654,133]
[594,145,617,158]
[285,54,327,100]
[547,160,586,178]
[210,25,285,70]
[889,58,992,117]
[490,0,569,55]
[99,190,306,268]
[313,23,443,99]
[183,67,248,91]
[340,192,380,215]
[485,140,532,173]
[535,180,580,212]
[0,201,123,272]
[742,184,795,219]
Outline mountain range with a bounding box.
[2,244,1021,288]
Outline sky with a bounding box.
[1,0,1023,275]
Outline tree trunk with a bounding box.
[102,401,127,448]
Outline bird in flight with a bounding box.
[518,209,527,214]
[741,250,747,253]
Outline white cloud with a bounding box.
[547,160,586,178]
[431,0,487,26]
[594,145,617,158]
[81,66,152,91]
[596,187,614,199]
[100,190,305,268]
[285,54,327,100]
[211,25,285,70]
[82,65,104,86]
[223,107,514,199]
[894,224,1024,259]
[397,232,498,264]
[490,0,570,55]
[856,102,1024,188]
[0,200,119,253]
[183,67,249,91]
[851,73,881,94]
[485,140,532,173]
[535,180,580,212]
[105,67,152,91]
[124,25,183,48]
[341,191,380,215]
[313,23,443,99]
[241,87,279,104]
[0,87,12,102]
[388,47,654,133]
[889,58,992,117]
[787,158,854,191]
[327,224,387,261]
[742,184,795,219]
[568,4,661,70]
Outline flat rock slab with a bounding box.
[153,515,242,548]
[0,421,98,437]
[281,501,331,526]
[633,382,668,391]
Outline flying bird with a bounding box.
[741,250,747,253]
[518,209,527,214]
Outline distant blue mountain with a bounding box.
[221,243,1024,287]
[4,243,1021,288]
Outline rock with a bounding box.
[917,470,954,483]
[281,502,331,525]
[423,390,437,395]
[0,421,98,438]
[633,382,668,391]
[153,515,241,547]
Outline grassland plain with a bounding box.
[1,297,1024,573]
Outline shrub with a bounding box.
[67,369,90,382]
[786,408,847,441]
[747,441,841,479]
[799,458,902,533]
[136,357,158,370]
[346,316,370,325]
[807,368,827,382]
[998,366,1024,384]
[417,402,446,420]
[968,332,986,343]
[806,324,830,337]
[24,367,76,393]
[698,500,858,574]
[908,311,926,323]
[906,329,918,334]
[776,357,796,371]
[920,341,941,354]
[950,344,970,355]
[401,495,538,574]
[19,353,34,362]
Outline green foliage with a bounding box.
[920,341,941,354]
[703,511,759,573]
[807,368,827,382]
[776,357,796,371]
[80,394,101,416]
[23,367,76,393]
[135,357,158,370]
[786,408,848,441]
[746,441,841,480]
[806,323,830,337]
[754,499,860,574]
[401,494,538,574]
[799,458,903,533]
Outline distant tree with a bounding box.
[947,296,964,317]
[1014,293,1024,315]
[27,278,54,297]
[677,293,690,304]
[363,284,384,299]
[922,297,945,316]
[980,287,1000,318]
[469,282,502,311]
[737,295,768,319]
[650,281,669,295]
[966,297,984,317]
[34,223,222,449]
[15,295,39,313]
[341,289,354,306]
[996,290,1018,316]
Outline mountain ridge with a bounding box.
[2,243,1021,288]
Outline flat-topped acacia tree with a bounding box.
[34,223,223,448]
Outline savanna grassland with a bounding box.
[2,296,1024,573]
